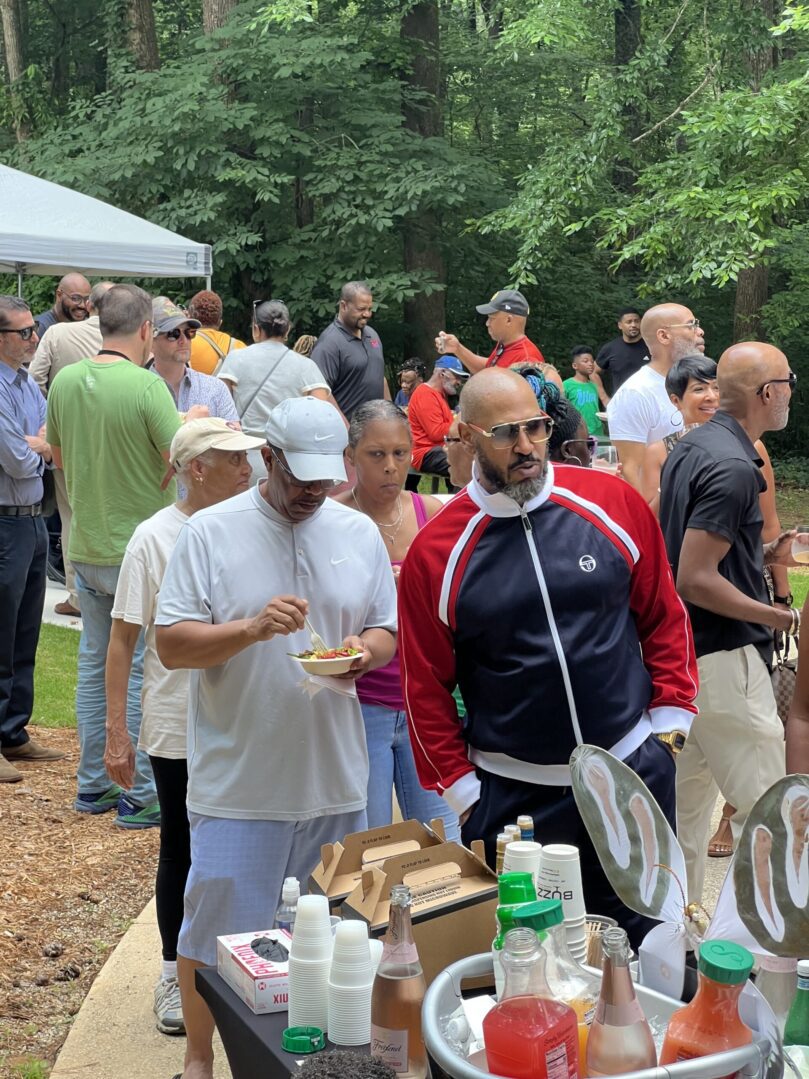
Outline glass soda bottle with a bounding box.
[483,926,579,1079]
[514,899,600,1062]
[492,871,537,999]
[370,885,428,1078]
[586,926,656,1076]
[784,959,809,1046]
[660,940,753,1070]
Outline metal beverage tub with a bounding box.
[422,953,773,1078]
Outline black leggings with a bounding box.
[149,755,191,962]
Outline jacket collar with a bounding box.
[467,460,555,518]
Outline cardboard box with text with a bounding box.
[216,929,291,1014]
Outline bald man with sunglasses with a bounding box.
[399,367,698,945]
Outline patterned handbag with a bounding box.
[771,631,798,728]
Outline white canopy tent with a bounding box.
[0,164,212,292]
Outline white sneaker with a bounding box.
[154,976,185,1035]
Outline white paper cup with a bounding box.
[502,840,542,882]
[537,845,585,921]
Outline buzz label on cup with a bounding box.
[536,843,586,924]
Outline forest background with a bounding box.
[1,0,809,457]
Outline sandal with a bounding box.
[708,807,734,858]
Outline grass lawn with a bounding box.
[33,623,79,729]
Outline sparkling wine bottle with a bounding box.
[586,926,656,1076]
[370,885,428,1078]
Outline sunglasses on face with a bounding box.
[0,324,36,340]
[562,436,599,458]
[269,446,340,490]
[162,327,197,341]
[756,372,797,395]
[468,415,554,448]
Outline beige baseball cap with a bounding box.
[170,418,265,471]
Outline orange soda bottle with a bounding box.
[483,927,579,1079]
[660,940,753,1073]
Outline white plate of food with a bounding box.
[289,646,363,676]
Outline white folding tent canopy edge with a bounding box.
[0,164,212,294]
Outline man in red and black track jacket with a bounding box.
[399,368,698,945]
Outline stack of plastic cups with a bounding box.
[327,921,375,1046]
[537,844,587,962]
[288,895,333,1031]
[502,840,542,888]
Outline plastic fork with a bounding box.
[304,615,328,652]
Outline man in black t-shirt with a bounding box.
[594,306,649,399]
[310,281,390,421]
[660,340,803,905]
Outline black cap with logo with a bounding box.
[475,289,530,317]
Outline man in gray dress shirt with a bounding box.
[0,296,65,782]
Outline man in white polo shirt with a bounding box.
[607,303,705,492]
[155,396,397,1079]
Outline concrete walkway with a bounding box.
[43,579,82,631]
[49,899,231,1079]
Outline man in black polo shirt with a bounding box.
[311,281,389,421]
[594,306,649,400]
[660,341,801,904]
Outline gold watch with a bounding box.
[656,730,687,754]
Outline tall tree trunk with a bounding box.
[733,266,769,341]
[127,0,159,70]
[0,0,29,140]
[733,0,774,338]
[401,0,446,362]
[203,0,236,34]
[612,0,641,191]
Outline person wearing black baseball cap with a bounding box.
[434,288,546,375]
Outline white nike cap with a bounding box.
[265,396,348,484]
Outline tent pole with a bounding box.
[15,262,24,297]
[205,276,211,290]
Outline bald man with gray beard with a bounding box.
[660,341,803,904]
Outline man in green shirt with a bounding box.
[562,346,604,437]
[48,284,180,829]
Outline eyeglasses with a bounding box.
[664,319,701,331]
[444,435,462,445]
[269,446,340,489]
[756,372,797,395]
[562,436,599,458]
[162,327,197,341]
[467,415,554,448]
[60,292,90,304]
[0,324,36,340]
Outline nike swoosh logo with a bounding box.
[330,557,348,566]
[314,434,333,442]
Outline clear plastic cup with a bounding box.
[791,526,809,564]
[290,895,333,959]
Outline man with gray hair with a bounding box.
[311,281,390,420]
[30,281,114,615]
[0,296,65,783]
[47,284,181,828]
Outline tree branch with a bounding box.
[632,67,715,142]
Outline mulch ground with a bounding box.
[0,727,158,1076]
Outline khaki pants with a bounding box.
[676,644,785,904]
[53,468,78,609]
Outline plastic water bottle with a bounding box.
[275,877,300,933]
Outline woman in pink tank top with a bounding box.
[335,400,460,840]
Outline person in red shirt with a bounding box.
[408,355,468,477]
[435,289,545,374]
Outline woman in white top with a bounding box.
[219,301,331,483]
[103,419,265,1041]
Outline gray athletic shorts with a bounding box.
[178,809,367,966]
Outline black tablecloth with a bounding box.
[196,967,372,1079]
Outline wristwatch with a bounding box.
[656,730,687,754]
[773,592,794,606]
